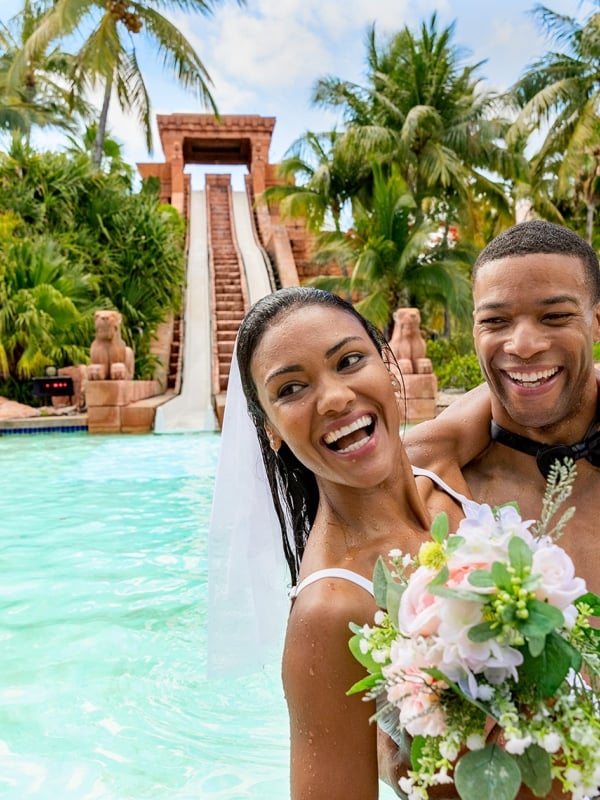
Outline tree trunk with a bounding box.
[93,74,113,168]
[586,201,595,245]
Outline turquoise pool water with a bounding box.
[0,432,397,799]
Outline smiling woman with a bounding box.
[214,287,474,800]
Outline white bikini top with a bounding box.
[289,466,480,600]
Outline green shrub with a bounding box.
[593,341,600,362]
[426,338,483,391]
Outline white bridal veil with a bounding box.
[207,348,289,677]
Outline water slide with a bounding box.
[154,187,273,433]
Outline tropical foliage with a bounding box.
[4,0,245,164]
[0,140,185,398]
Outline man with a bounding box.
[405,218,600,593]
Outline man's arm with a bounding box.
[403,383,492,473]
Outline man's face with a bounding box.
[473,252,600,438]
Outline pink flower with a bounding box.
[387,669,448,737]
[398,566,442,638]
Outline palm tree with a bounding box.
[260,129,370,234]
[312,14,514,230]
[508,4,600,240]
[0,0,89,140]
[7,0,245,166]
[308,162,472,333]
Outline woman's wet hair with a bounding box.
[236,287,392,584]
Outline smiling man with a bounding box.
[405,219,600,594]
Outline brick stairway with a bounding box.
[206,175,247,404]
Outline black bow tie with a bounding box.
[490,420,600,479]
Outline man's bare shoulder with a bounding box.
[404,383,492,471]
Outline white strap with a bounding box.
[290,568,374,600]
[411,465,481,516]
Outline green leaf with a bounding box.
[346,672,381,695]
[468,621,499,642]
[348,634,383,675]
[455,746,521,800]
[520,631,582,697]
[428,584,486,603]
[527,636,546,658]
[427,564,449,587]
[576,591,600,616]
[515,744,552,797]
[373,556,391,610]
[520,599,564,638]
[508,535,532,575]
[410,735,426,770]
[445,534,465,554]
[431,512,449,543]
[490,561,512,591]
[468,569,495,588]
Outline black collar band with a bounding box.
[490,418,600,479]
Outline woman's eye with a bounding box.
[277,381,304,398]
[339,352,363,369]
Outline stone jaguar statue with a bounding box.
[87,310,135,381]
[389,307,432,374]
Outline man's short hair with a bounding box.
[473,220,600,302]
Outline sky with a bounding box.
[1,0,595,189]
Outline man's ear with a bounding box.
[593,301,600,342]
[264,422,282,453]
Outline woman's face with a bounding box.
[250,304,403,489]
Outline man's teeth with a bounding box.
[506,368,558,385]
[324,415,372,446]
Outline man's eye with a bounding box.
[544,313,572,323]
[478,317,507,326]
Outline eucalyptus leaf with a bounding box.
[373,556,392,609]
[410,735,426,770]
[428,584,485,603]
[431,512,449,543]
[490,561,512,591]
[516,744,552,797]
[468,569,495,588]
[427,564,449,587]
[468,621,498,642]
[386,580,403,628]
[455,746,521,800]
[508,535,533,574]
[348,634,383,675]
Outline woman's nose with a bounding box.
[315,375,355,415]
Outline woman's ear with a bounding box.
[264,423,282,452]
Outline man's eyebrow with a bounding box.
[475,294,581,313]
[265,336,364,385]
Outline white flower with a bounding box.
[388,548,403,558]
[374,610,386,625]
[439,740,460,760]
[542,732,561,753]
[466,734,486,751]
[532,543,587,611]
[505,734,532,755]
[359,638,371,655]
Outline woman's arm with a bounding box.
[282,585,380,800]
[403,383,492,473]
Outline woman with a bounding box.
[222,287,475,799]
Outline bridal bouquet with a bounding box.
[349,460,600,800]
